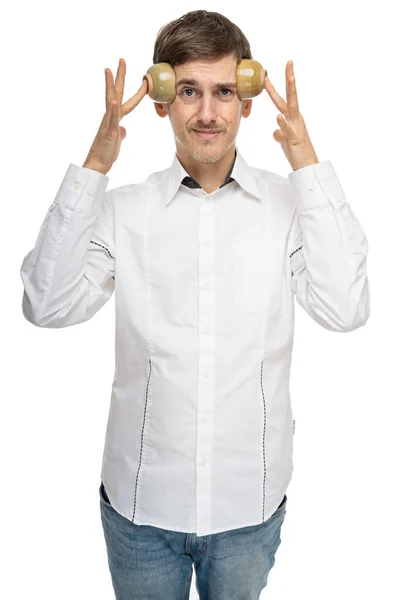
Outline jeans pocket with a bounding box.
[99,481,112,508]
[276,494,287,512]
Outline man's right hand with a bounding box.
[83,58,148,175]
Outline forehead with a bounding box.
[174,55,237,87]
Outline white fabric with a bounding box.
[20,146,370,535]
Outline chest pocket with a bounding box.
[232,239,284,313]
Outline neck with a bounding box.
[176,145,236,194]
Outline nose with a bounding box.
[196,93,219,125]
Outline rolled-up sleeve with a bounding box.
[287,160,370,332]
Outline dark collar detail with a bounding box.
[181,150,236,190]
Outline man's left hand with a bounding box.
[264,60,319,171]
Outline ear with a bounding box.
[154,102,169,118]
[241,99,252,118]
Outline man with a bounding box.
[19,9,370,600]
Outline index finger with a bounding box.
[264,75,287,114]
[120,79,149,117]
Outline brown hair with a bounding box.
[152,10,253,67]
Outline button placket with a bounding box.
[196,200,216,533]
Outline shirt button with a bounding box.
[202,416,207,423]
[203,280,210,290]
[201,458,207,467]
[203,238,210,246]
[87,188,95,196]
[73,182,80,190]
[203,370,209,379]
[204,324,210,334]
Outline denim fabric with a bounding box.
[99,481,286,600]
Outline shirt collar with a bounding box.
[181,151,235,190]
[165,146,264,206]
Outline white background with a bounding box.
[3,0,399,598]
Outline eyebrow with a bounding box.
[176,78,237,89]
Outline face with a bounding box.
[154,53,252,165]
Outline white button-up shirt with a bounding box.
[20,146,370,536]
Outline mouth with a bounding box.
[193,130,222,140]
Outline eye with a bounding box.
[220,89,233,96]
[182,88,196,97]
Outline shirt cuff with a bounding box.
[287,160,347,212]
[55,163,110,214]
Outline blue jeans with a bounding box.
[99,481,287,600]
